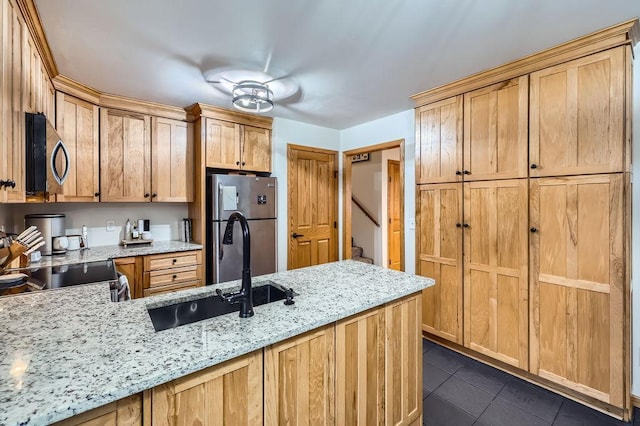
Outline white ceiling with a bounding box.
[35,0,640,129]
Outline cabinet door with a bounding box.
[417,183,463,343]
[463,180,528,369]
[205,118,240,169]
[415,96,462,184]
[56,92,99,202]
[146,351,262,425]
[1,0,27,203]
[385,293,422,426]
[336,308,385,425]
[151,117,193,202]
[463,77,528,181]
[53,393,142,426]
[241,125,271,172]
[530,47,625,177]
[530,174,625,407]
[114,256,143,299]
[100,109,151,202]
[265,325,335,425]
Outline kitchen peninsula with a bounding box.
[0,260,433,425]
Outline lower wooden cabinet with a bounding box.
[54,393,142,426]
[385,294,423,426]
[143,351,263,425]
[264,325,335,425]
[114,256,143,299]
[336,307,385,425]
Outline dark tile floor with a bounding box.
[422,339,639,426]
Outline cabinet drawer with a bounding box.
[144,250,202,270]
[143,280,202,297]
[145,265,202,288]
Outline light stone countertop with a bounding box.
[24,240,203,268]
[0,260,434,426]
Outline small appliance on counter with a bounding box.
[25,213,66,256]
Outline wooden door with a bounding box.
[415,96,462,184]
[463,179,528,369]
[54,394,142,426]
[265,325,335,425]
[241,125,271,172]
[100,109,151,202]
[385,293,422,426]
[387,160,402,270]
[55,92,99,202]
[114,257,143,299]
[145,351,262,425]
[416,183,463,343]
[288,145,338,269]
[151,117,193,202]
[463,76,528,181]
[530,47,625,177]
[1,0,27,203]
[336,308,385,425]
[205,118,240,169]
[530,174,625,407]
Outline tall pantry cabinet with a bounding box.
[413,20,635,419]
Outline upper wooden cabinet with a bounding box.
[204,118,271,172]
[100,109,151,202]
[530,174,626,408]
[415,96,462,184]
[151,117,194,202]
[530,47,626,177]
[55,92,99,202]
[101,109,192,202]
[463,76,529,181]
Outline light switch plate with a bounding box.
[106,220,115,232]
[408,218,416,230]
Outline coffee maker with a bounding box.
[24,213,66,255]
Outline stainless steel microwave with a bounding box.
[25,112,69,195]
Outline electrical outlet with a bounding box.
[408,218,416,230]
[106,220,115,232]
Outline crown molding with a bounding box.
[99,93,187,121]
[16,0,57,78]
[186,103,273,129]
[412,18,639,107]
[52,75,102,104]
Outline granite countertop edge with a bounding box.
[0,260,434,426]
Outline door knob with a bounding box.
[455,171,462,176]
[463,223,470,228]
[292,233,304,238]
[456,223,462,228]
[530,227,538,233]
[530,164,538,169]
[463,170,471,175]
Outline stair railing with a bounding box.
[352,195,380,227]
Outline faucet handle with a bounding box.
[284,288,295,305]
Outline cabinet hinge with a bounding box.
[388,259,391,265]
[389,177,392,183]
[334,221,337,229]
[334,170,338,179]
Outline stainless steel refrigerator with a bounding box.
[206,174,277,284]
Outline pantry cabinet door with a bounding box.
[416,183,463,343]
[463,76,528,181]
[151,117,193,202]
[415,96,463,184]
[530,174,625,408]
[100,109,151,202]
[56,92,99,202]
[530,47,625,177]
[463,179,528,369]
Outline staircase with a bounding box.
[351,244,374,264]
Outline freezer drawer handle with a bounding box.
[292,233,304,238]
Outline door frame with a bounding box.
[287,143,339,270]
[342,139,405,271]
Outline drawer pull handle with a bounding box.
[172,259,177,263]
[173,274,177,280]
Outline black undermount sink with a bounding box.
[147,281,293,331]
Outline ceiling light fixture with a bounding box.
[231,80,274,113]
